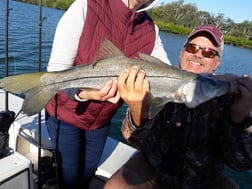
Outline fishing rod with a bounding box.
[37,0,43,188]
[5,0,9,111]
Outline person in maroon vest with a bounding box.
[104,24,252,189]
[45,0,170,188]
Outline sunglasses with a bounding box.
[184,43,220,59]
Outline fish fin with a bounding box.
[0,72,56,116]
[148,97,172,119]
[0,72,44,93]
[139,53,167,65]
[92,39,125,65]
[21,85,57,116]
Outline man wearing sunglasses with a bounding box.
[104,24,252,189]
[179,24,223,74]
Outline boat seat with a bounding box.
[1,89,138,182]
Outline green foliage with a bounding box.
[149,0,252,49]
[155,21,191,35]
[224,35,252,49]
[230,30,245,38]
[54,0,71,10]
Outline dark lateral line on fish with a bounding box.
[51,75,180,84]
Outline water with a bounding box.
[0,0,63,76]
[0,1,252,188]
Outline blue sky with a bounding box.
[157,0,252,23]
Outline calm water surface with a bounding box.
[0,0,63,76]
[0,1,252,188]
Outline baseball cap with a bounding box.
[187,24,224,48]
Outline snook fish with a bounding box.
[0,39,230,118]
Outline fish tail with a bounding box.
[21,85,57,116]
[0,72,57,116]
[0,72,44,93]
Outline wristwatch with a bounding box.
[229,117,252,129]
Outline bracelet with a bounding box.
[74,94,88,102]
[128,112,146,131]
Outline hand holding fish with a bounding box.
[118,66,151,127]
[212,73,240,95]
[77,80,120,103]
[229,76,252,124]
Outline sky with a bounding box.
[157,0,252,23]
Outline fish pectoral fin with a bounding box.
[148,97,173,119]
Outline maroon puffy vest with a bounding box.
[46,0,156,130]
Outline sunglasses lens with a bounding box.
[184,43,219,59]
[184,43,199,54]
[201,49,217,59]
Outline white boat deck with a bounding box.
[0,89,137,188]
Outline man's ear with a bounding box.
[214,59,221,70]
